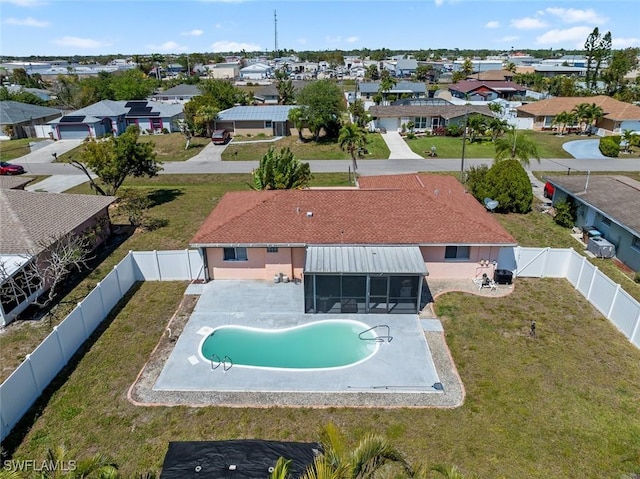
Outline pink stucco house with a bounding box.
[190,174,516,314]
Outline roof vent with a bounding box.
[306,211,313,217]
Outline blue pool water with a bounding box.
[200,320,378,370]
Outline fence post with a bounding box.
[25,354,41,394]
[586,266,598,300]
[77,302,89,340]
[541,247,550,278]
[606,284,620,320]
[576,256,587,290]
[154,250,162,281]
[97,282,107,318]
[186,249,193,280]
[113,265,123,299]
[54,326,68,363]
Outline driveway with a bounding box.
[381,132,424,159]
[16,139,84,164]
[562,139,608,159]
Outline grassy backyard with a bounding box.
[2,172,640,477]
[222,132,390,161]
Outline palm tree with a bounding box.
[338,123,367,174]
[288,107,305,141]
[572,102,603,134]
[552,111,576,136]
[36,445,118,479]
[378,70,397,105]
[621,129,636,153]
[195,105,218,138]
[494,128,540,167]
[431,464,469,479]
[486,117,509,142]
[269,457,293,479]
[301,423,413,479]
[252,146,312,190]
[465,114,487,143]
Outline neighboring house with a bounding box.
[467,70,515,82]
[0,101,63,139]
[239,63,273,80]
[215,105,297,137]
[369,103,494,132]
[357,81,427,101]
[253,81,306,105]
[190,174,516,314]
[151,84,201,104]
[383,58,418,78]
[203,62,240,80]
[546,175,640,273]
[533,65,587,78]
[516,95,640,133]
[0,188,115,325]
[448,80,527,101]
[48,100,184,139]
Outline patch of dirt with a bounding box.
[127,294,198,403]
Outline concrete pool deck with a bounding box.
[129,280,468,408]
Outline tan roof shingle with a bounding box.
[517,95,640,121]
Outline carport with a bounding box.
[303,245,427,314]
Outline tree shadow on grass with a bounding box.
[147,188,183,208]
[0,282,142,459]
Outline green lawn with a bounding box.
[0,138,46,162]
[406,130,575,159]
[222,132,390,161]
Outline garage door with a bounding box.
[215,122,234,133]
[378,118,399,132]
[58,125,89,140]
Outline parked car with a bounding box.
[211,129,230,145]
[0,161,25,175]
[543,181,555,199]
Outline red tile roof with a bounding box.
[517,95,640,121]
[191,174,516,247]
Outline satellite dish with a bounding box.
[484,198,499,211]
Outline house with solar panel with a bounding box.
[214,105,298,137]
[48,100,184,140]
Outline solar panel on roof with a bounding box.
[125,101,147,107]
[59,116,85,123]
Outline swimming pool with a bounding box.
[199,320,379,370]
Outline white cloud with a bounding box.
[613,37,640,48]
[345,36,359,44]
[535,26,593,46]
[326,35,358,45]
[214,23,222,29]
[485,21,500,29]
[297,38,307,45]
[545,7,606,24]
[53,36,111,49]
[434,0,444,6]
[182,29,203,36]
[3,16,49,27]
[145,41,189,53]
[210,40,262,52]
[510,17,548,30]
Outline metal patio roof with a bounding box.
[304,245,428,275]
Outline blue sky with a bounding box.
[1,0,639,57]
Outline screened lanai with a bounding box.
[303,246,428,314]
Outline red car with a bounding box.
[211,129,230,145]
[0,161,26,175]
[543,181,555,199]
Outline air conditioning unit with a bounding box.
[587,237,615,258]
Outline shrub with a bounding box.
[553,199,577,228]
[599,136,621,157]
[117,188,151,226]
[161,127,169,134]
[483,160,533,213]
[635,271,640,284]
[406,132,416,140]
[465,164,490,201]
[446,124,462,137]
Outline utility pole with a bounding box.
[460,109,468,187]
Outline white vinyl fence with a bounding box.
[513,247,640,349]
[0,250,204,441]
[1,247,638,441]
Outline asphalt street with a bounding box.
[11,136,640,193]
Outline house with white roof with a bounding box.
[240,63,273,80]
[214,105,297,137]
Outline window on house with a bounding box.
[266,247,279,253]
[223,247,248,261]
[632,237,640,252]
[444,246,470,260]
[414,117,429,129]
[602,217,611,227]
[265,120,272,128]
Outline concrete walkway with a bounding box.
[381,131,424,159]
